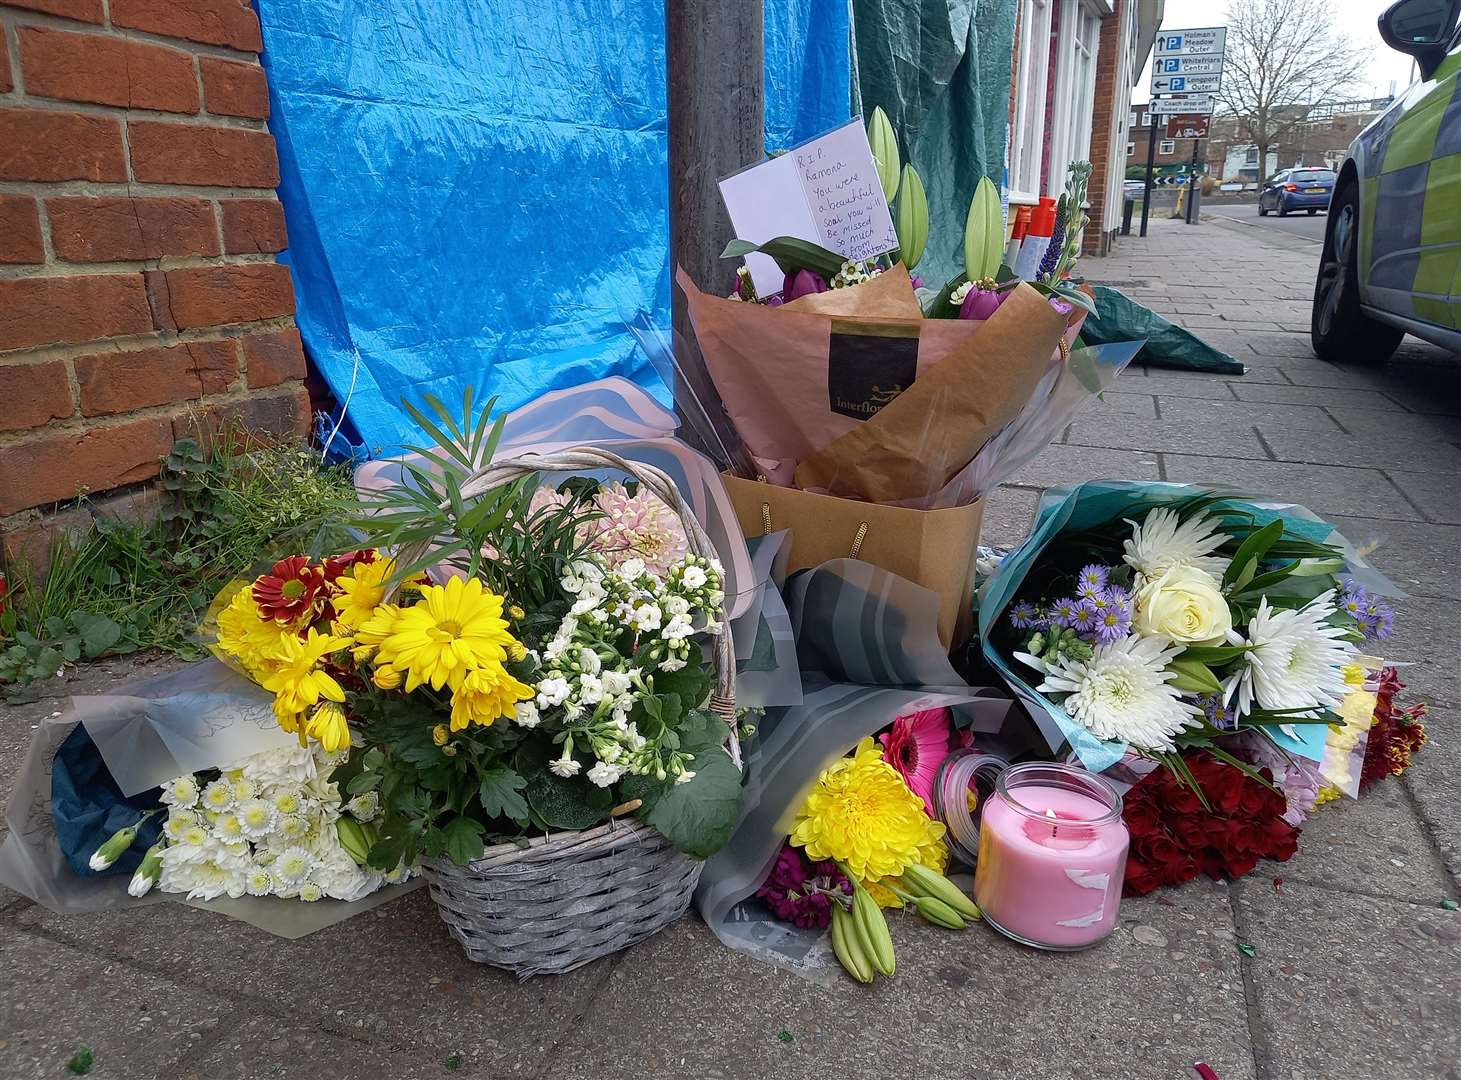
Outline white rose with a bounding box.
[602,671,632,697]
[631,603,663,632]
[1133,565,1233,645]
[578,674,604,705]
[537,677,571,707]
[664,595,691,618]
[681,566,707,589]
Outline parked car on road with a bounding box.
[1312,0,1461,363]
[1123,179,1146,200]
[1257,168,1336,216]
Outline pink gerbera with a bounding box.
[879,708,953,811]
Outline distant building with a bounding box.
[1203,98,1394,183]
[1126,106,1202,173]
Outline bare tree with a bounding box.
[1218,0,1368,174]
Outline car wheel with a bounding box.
[1311,179,1403,364]
[1277,199,1288,217]
[1258,198,1268,216]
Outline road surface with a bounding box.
[1201,199,1328,242]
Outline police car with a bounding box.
[1311,0,1461,363]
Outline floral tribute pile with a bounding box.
[989,490,1428,897]
[88,393,747,909]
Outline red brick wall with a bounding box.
[1084,1,1124,255]
[0,0,309,567]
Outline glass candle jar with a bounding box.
[973,762,1128,950]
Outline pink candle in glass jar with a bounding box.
[973,763,1128,950]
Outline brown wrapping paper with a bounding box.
[792,283,1068,502]
[722,474,983,649]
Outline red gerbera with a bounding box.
[251,556,328,624]
[1359,667,1427,792]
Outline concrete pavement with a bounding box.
[2,213,1459,1080]
[1202,200,1330,242]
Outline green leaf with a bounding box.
[867,106,900,202]
[1232,564,1300,596]
[719,237,845,280]
[441,816,486,865]
[622,744,742,859]
[1167,657,1222,695]
[894,164,928,270]
[478,767,530,824]
[925,272,969,319]
[1236,942,1256,958]
[516,742,613,830]
[1223,519,1284,588]
[963,176,1004,281]
[1177,644,1252,665]
[365,827,409,872]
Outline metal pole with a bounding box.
[1140,113,1158,237]
[1185,137,1201,223]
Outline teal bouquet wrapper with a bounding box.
[976,480,1402,771]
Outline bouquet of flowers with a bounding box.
[203,392,742,970]
[984,484,1398,790]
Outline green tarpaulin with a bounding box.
[1082,286,1248,375]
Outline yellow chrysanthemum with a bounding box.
[214,585,294,679]
[790,737,947,884]
[372,663,404,690]
[1314,785,1342,808]
[333,557,397,629]
[448,665,534,730]
[1336,690,1378,732]
[373,577,519,693]
[307,701,351,753]
[261,628,349,724]
[1341,663,1367,688]
[350,603,402,661]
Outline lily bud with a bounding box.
[89,822,141,871]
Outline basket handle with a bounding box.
[383,446,740,766]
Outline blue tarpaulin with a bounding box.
[256,0,850,457]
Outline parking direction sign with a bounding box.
[1152,73,1222,94]
[1148,94,1215,115]
[1154,27,1227,57]
[1154,55,1224,75]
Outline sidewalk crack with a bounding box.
[1227,879,1277,1080]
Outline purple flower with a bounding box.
[1009,601,1040,630]
[1104,584,1132,615]
[1047,597,1081,629]
[1075,564,1109,598]
[1362,598,1394,640]
[1037,200,1066,281]
[910,275,925,290]
[783,269,829,301]
[1198,693,1237,730]
[756,844,850,929]
[1071,599,1100,635]
[959,286,1005,321]
[1049,297,1074,317]
[1092,602,1131,644]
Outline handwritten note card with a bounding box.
[719,118,900,296]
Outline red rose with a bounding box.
[1125,798,1162,838]
[1171,815,1208,851]
[1124,857,1162,897]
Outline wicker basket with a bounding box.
[398,447,738,977]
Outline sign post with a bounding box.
[1142,26,1226,235]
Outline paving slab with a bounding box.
[1156,396,1343,432]
[1085,390,1158,418]
[1160,455,1419,520]
[1323,514,1461,599]
[982,485,1040,549]
[1067,416,1271,460]
[1322,404,1461,440]
[1401,711,1461,884]
[14,888,609,1071]
[554,882,1257,1080]
[1233,880,1461,1080]
[1259,427,1461,473]
[1010,444,1161,488]
[1230,383,1415,411]
[1385,469,1461,525]
[1127,375,1242,401]
[0,927,236,1080]
[173,1017,480,1080]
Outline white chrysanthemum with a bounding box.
[272,845,315,887]
[163,859,245,902]
[276,814,311,843]
[244,865,274,896]
[1122,507,1231,582]
[178,824,211,849]
[213,813,244,843]
[345,792,379,822]
[272,789,304,816]
[228,745,314,787]
[1023,634,1197,751]
[237,799,278,840]
[298,881,324,902]
[230,777,258,803]
[1232,590,1356,717]
[200,779,235,813]
[163,811,201,842]
[162,776,200,809]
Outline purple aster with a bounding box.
[1092,602,1132,644]
[1339,582,1368,621]
[1104,584,1133,615]
[1009,601,1040,630]
[1075,564,1110,599]
[1047,596,1081,629]
[1198,693,1236,730]
[1071,598,1100,636]
[1361,598,1394,640]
